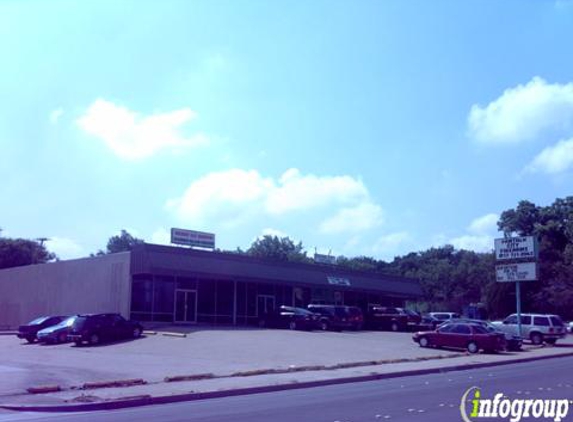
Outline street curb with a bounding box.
[3,350,573,413]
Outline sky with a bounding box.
[1,0,573,261]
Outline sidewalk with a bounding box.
[2,338,573,412]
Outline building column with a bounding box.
[233,279,237,326]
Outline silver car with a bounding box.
[492,313,566,345]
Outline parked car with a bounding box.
[17,315,68,343]
[259,306,320,330]
[399,308,422,325]
[421,312,461,329]
[365,306,410,331]
[413,322,506,354]
[307,305,363,331]
[449,318,522,351]
[68,313,143,346]
[568,321,573,334]
[491,313,566,345]
[37,315,78,344]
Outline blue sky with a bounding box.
[1,0,573,260]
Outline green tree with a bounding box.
[0,237,56,269]
[246,235,309,262]
[498,196,573,319]
[94,230,144,255]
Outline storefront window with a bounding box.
[131,278,152,312]
[153,276,175,314]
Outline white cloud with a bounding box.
[46,237,84,259]
[167,169,273,227]
[319,202,384,234]
[468,77,573,144]
[167,168,377,231]
[260,228,288,238]
[434,213,500,252]
[372,232,411,255]
[525,137,573,174]
[150,228,171,245]
[467,213,499,234]
[449,235,494,253]
[49,108,64,124]
[77,99,209,160]
[265,168,368,215]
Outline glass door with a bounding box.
[257,295,275,316]
[174,289,197,323]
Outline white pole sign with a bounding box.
[495,262,537,282]
[494,236,537,260]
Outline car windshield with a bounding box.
[72,316,92,330]
[56,316,77,328]
[28,317,48,325]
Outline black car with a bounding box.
[259,306,319,330]
[365,306,410,331]
[68,313,143,346]
[17,315,68,343]
[307,305,363,331]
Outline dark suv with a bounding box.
[365,306,410,331]
[307,305,363,331]
[68,313,143,346]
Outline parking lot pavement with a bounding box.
[1,329,572,401]
[0,329,460,396]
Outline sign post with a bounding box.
[494,236,538,339]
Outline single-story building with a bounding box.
[0,243,422,328]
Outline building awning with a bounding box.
[130,244,422,298]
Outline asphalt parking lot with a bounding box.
[0,328,465,396]
[2,327,572,401]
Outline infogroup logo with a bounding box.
[460,386,571,422]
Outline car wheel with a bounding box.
[530,332,543,345]
[390,322,399,332]
[58,333,67,343]
[25,336,35,344]
[419,337,429,348]
[258,319,266,328]
[289,321,297,330]
[545,338,557,345]
[320,321,329,331]
[467,341,479,354]
[132,327,142,338]
[89,333,100,345]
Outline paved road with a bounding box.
[2,356,573,422]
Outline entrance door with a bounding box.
[257,295,275,316]
[174,289,197,323]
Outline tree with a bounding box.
[94,230,144,255]
[0,237,56,269]
[498,196,573,319]
[246,235,309,262]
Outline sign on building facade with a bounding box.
[170,228,216,249]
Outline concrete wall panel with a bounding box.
[0,253,131,328]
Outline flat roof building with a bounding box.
[0,243,422,328]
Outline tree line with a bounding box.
[1,196,571,319]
